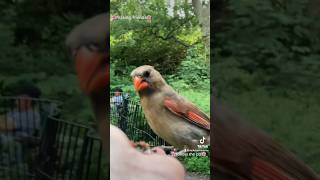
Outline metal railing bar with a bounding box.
[61,124,74,180]
[85,138,94,180]
[68,126,80,180]
[56,122,68,178]
[96,142,103,180]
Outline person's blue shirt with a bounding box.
[112,95,123,107]
[6,108,41,137]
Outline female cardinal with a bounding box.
[66,17,186,180]
[131,65,210,149]
[131,65,320,179]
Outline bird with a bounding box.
[131,65,210,150]
[65,13,109,156]
[131,65,320,179]
[65,16,186,180]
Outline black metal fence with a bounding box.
[36,117,106,180]
[0,93,167,180]
[0,96,60,179]
[110,92,168,146]
[0,96,106,180]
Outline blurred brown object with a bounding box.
[66,13,109,175]
[212,101,320,180]
[0,115,16,131]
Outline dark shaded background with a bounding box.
[0,0,106,124]
[213,0,320,172]
[1,0,319,175]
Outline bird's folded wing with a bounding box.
[163,96,210,130]
[250,158,293,180]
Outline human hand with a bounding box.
[110,125,185,180]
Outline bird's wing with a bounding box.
[163,96,210,130]
[250,158,293,180]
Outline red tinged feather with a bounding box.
[250,158,292,180]
[163,97,210,130]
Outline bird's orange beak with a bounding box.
[75,47,109,95]
[133,76,149,91]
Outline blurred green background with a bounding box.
[0,0,319,175]
[110,0,210,114]
[214,0,320,172]
[0,1,108,178]
[0,0,106,124]
[110,0,210,175]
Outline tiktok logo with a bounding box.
[200,137,206,144]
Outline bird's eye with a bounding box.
[143,71,150,77]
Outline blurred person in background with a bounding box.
[0,81,41,165]
[111,87,129,133]
[4,81,41,138]
[111,87,124,109]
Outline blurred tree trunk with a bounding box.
[308,0,320,16]
[191,0,210,48]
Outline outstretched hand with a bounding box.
[110,125,185,180]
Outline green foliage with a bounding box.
[111,0,201,74]
[215,0,320,172]
[0,0,106,124]
[111,0,210,116]
[167,44,210,90]
[181,156,210,174]
[214,0,320,93]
